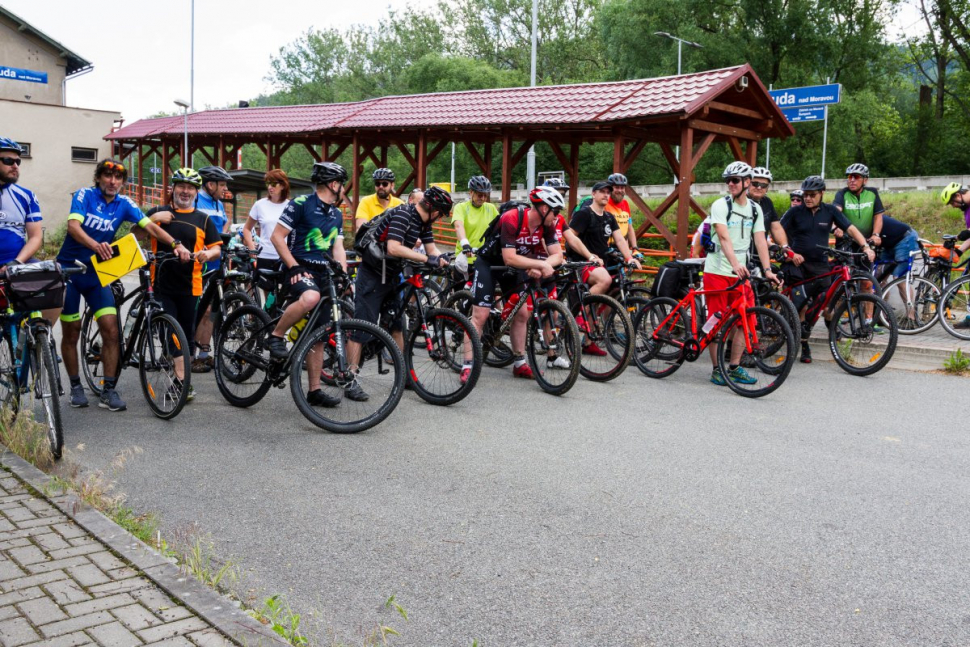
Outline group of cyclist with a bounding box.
[0,128,961,425]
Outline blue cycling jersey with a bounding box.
[196,190,227,269]
[0,183,42,264]
[57,187,148,264]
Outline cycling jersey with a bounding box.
[356,193,403,222]
[451,199,498,254]
[704,197,764,277]
[832,187,884,238]
[605,196,632,238]
[0,183,41,264]
[756,195,779,230]
[196,189,228,269]
[276,192,344,264]
[147,207,222,296]
[567,206,619,262]
[499,208,558,260]
[780,202,853,263]
[377,204,434,255]
[537,214,568,261]
[57,187,149,265]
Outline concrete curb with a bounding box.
[806,337,955,372]
[0,446,290,647]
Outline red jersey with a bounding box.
[538,214,567,260]
[499,208,558,260]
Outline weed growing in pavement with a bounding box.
[944,348,970,374]
[0,408,55,470]
[168,524,239,592]
[250,594,308,646]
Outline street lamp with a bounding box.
[655,32,703,181]
[174,98,189,167]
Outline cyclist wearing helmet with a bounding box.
[408,187,424,205]
[780,175,874,363]
[748,167,789,247]
[941,183,970,228]
[704,161,779,386]
[833,163,884,247]
[355,168,403,231]
[0,137,43,270]
[604,173,640,252]
[58,159,190,412]
[790,189,804,208]
[266,161,350,406]
[470,186,565,379]
[452,175,498,255]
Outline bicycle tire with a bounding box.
[138,313,191,420]
[716,306,795,398]
[32,330,63,460]
[214,305,274,407]
[760,291,802,348]
[829,294,898,376]
[405,307,483,406]
[213,290,255,347]
[632,297,688,378]
[80,306,126,396]
[576,293,632,382]
[879,275,941,335]
[0,326,18,412]
[525,299,581,395]
[938,275,970,340]
[290,318,405,433]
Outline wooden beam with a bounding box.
[161,143,170,199]
[396,142,416,168]
[380,146,388,167]
[626,189,675,243]
[396,169,416,196]
[688,118,763,142]
[675,127,694,257]
[425,139,449,169]
[688,196,709,221]
[462,140,488,174]
[302,142,321,162]
[198,146,217,166]
[726,136,745,162]
[691,132,716,170]
[707,101,763,120]
[746,140,758,166]
[548,142,572,172]
[351,133,361,229]
[328,142,349,162]
[501,133,512,202]
[612,135,624,174]
[137,145,145,205]
[510,139,535,169]
[621,139,647,173]
[416,131,427,191]
[484,142,493,178]
[568,143,579,213]
[659,143,680,178]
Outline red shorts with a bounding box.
[702,273,754,319]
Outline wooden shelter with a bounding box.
[106,64,794,257]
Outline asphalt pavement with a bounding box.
[59,355,970,646]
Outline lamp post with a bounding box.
[174,99,190,166]
[526,0,538,191]
[654,32,703,181]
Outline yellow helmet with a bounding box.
[940,182,967,206]
[171,167,202,188]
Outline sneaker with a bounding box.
[191,357,213,373]
[459,367,473,385]
[307,389,341,407]
[870,323,887,335]
[710,367,727,386]
[98,388,127,412]
[800,342,812,364]
[953,316,970,330]
[513,363,534,379]
[345,382,369,402]
[266,334,288,360]
[546,355,571,369]
[69,384,88,408]
[727,366,757,385]
[582,343,607,357]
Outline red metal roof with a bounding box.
[108,65,787,140]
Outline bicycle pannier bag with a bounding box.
[5,261,65,311]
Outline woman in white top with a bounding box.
[243,169,290,272]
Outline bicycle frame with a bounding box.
[783,263,855,326]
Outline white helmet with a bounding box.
[722,161,753,179]
[529,186,566,210]
[750,166,772,181]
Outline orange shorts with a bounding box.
[702,273,754,319]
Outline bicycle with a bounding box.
[0,260,86,459]
[79,252,193,419]
[871,241,943,335]
[633,275,796,397]
[780,246,898,376]
[194,241,257,351]
[214,260,406,433]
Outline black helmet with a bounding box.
[422,186,454,214]
[311,162,348,185]
[606,173,628,187]
[468,176,492,193]
[372,168,395,182]
[198,166,233,184]
[801,176,826,191]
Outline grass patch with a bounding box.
[0,409,56,470]
[943,348,970,374]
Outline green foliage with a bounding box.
[251,594,308,646]
[944,348,970,374]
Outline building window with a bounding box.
[71,147,98,163]
[18,143,31,158]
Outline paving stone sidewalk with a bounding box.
[0,454,287,647]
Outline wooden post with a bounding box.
[218,136,225,167]
[137,144,144,205]
[746,140,758,166]
[161,142,170,201]
[352,133,361,229]
[568,143,580,213]
[613,135,624,173]
[501,133,512,203]
[484,141,493,179]
[416,131,427,191]
[380,145,388,168]
[675,127,694,258]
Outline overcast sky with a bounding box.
[4,0,925,124]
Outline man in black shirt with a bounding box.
[748,167,789,247]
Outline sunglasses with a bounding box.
[102,161,126,173]
[0,157,22,167]
[791,198,803,203]
[847,174,864,181]
[726,177,743,185]
[751,181,769,189]
[266,181,280,187]
[802,191,820,199]
[375,181,391,188]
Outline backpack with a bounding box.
[477,204,526,263]
[573,196,593,213]
[353,207,398,268]
[701,197,761,254]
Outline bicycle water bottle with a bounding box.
[122,305,140,341]
[701,312,722,335]
[264,292,276,311]
[501,293,521,319]
[287,315,309,343]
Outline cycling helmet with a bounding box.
[529,186,566,210]
[542,177,570,190]
[422,186,454,214]
[940,182,968,205]
[95,158,128,181]
[171,167,203,188]
[845,163,869,177]
[790,189,804,199]
[722,161,753,179]
[801,175,826,191]
[310,162,348,185]
[198,165,233,184]
[750,166,772,181]
[0,137,22,154]
[372,167,395,182]
[606,173,628,186]
[467,175,492,193]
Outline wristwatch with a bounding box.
[171,239,181,250]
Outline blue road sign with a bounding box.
[782,106,826,123]
[0,66,47,84]
[770,84,841,108]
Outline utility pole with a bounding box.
[526,0,538,191]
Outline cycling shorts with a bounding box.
[351,263,403,342]
[60,270,116,322]
[702,273,754,321]
[471,258,519,308]
[156,291,199,354]
[781,261,833,311]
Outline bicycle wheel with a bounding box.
[214,305,274,407]
[880,276,941,334]
[80,308,123,396]
[938,275,970,340]
[0,327,18,412]
[405,307,482,406]
[632,297,688,378]
[138,313,190,420]
[760,291,802,349]
[290,318,405,433]
[29,330,63,460]
[576,294,632,382]
[716,306,795,398]
[829,294,898,376]
[525,299,581,395]
[445,289,513,367]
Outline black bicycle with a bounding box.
[194,239,257,350]
[79,253,192,419]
